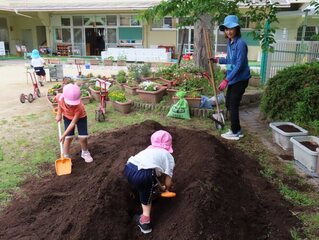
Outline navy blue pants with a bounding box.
[124,163,156,205]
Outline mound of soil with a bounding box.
[0,120,300,240]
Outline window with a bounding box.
[120,16,130,26]
[152,17,175,29]
[120,15,141,26]
[297,26,318,41]
[61,17,71,26]
[73,16,82,26]
[55,28,71,43]
[106,28,117,43]
[106,15,117,26]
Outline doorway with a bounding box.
[85,28,105,56]
[21,29,33,52]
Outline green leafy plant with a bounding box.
[116,70,127,84]
[108,90,127,102]
[186,90,201,98]
[107,56,114,61]
[117,54,127,61]
[260,62,319,131]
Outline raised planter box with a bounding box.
[172,96,201,108]
[123,84,138,95]
[81,91,92,105]
[290,136,319,174]
[89,86,108,102]
[111,100,133,114]
[249,76,260,87]
[136,87,167,104]
[141,77,175,88]
[269,122,308,150]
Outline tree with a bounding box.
[140,0,278,69]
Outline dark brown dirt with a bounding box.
[0,120,301,240]
[277,125,301,133]
[300,141,319,152]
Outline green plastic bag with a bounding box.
[167,91,190,119]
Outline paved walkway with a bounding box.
[240,105,319,189]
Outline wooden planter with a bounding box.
[166,88,178,99]
[111,100,133,114]
[172,96,201,108]
[123,84,138,95]
[89,59,100,65]
[136,87,167,104]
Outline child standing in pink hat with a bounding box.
[124,130,175,234]
[55,83,93,163]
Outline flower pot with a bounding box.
[249,76,260,87]
[136,87,167,104]
[47,95,58,108]
[123,84,138,95]
[104,59,113,66]
[167,88,178,99]
[81,91,92,105]
[269,122,308,150]
[89,86,108,102]
[290,136,319,174]
[111,100,133,114]
[172,96,201,108]
[117,60,126,66]
[141,77,175,88]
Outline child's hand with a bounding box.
[59,135,65,143]
[56,115,62,122]
[164,176,173,190]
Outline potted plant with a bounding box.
[250,70,261,87]
[117,54,127,66]
[136,81,167,104]
[172,90,202,108]
[104,56,114,66]
[108,87,133,114]
[80,86,92,105]
[116,70,127,89]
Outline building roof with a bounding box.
[0,0,311,12]
[0,0,160,12]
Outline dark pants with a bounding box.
[225,80,249,134]
[124,163,156,205]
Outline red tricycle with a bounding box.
[95,78,112,122]
[20,71,41,103]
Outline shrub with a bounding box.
[260,62,319,128]
[116,70,127,84]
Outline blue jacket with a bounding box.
[219,37,251,85]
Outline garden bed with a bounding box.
[0,121,300,239]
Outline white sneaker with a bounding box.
[221,129,244,140]
[81,151,93,163]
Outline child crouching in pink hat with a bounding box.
[124,130,175,234]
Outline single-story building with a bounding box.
[0,0,317,61]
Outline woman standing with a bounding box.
[211,15,251,140]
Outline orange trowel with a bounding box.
[55,121,72,176]
[155,177,176,198]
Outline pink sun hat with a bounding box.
[148,130,173,153]
[62,84,81,105]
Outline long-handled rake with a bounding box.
[203,28,225,130]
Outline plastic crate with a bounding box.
[269,122,308,150]
[290,136,319,174]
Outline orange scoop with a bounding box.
[161,191,176,198]
[55,121,72,176]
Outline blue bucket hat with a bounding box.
[31,49,40,59]
[219,15,240,32]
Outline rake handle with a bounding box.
[203,28,222,117]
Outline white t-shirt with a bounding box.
[127,147,175,177]
[31,57,45,67]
